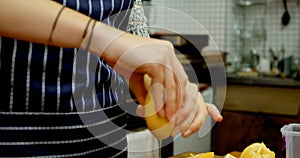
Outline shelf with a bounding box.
[235,29,266,39]
[235,0,267,6]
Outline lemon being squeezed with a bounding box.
[143,74,175,140]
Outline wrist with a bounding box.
[86,22,126,60]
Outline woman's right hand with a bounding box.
[89,23,223,138]
[90,24,188,121]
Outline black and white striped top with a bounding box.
[0,0,135,157]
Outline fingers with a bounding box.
[173,90,223,138]
[172,55,188,92]
[171,54,188,120]
[130,41,223,139]
[150,82,165,117]
[171,104,198,137]
[181,102,222,137]
[181,101,208,138]
[136,104,144,118]
[163,63,177,121]
[207,103,223,122]
[149,71,166,118]
[171,83,198,136]
[155,41,187,121]
[129,73,148,105]
[145,44,187,121]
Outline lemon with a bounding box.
[224,153,236,158]
[240,142,275,158]
[143,75,175,140]
[187,152,214,158]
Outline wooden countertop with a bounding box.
[224,84,300,116]
[227,74,300,88]
[170,151,241,158]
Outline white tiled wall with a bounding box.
[147,0,300,63]
[264,0,300,58]
[148,0,228,51]
[226,0,300,65]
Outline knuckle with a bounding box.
[183,74,188,84]
[163,40,174,48]
[180,110,190,118]
[160,41,174,54]
[179,74,188,87]
[190,83,198,91]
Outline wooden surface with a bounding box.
[169,151,199,158]
[224,85,300,116]
[213,110,300,158]
[213,84,300,158]
[170,151,241,158]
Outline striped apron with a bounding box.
[0,0,134,157]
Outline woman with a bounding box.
[0,0,222,157]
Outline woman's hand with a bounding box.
[171,82,223,138]
[136,80,223,138]
[92,28,188,121]
[90,24,222,137]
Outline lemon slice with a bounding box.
[224,153,236,158]
[187,152,214,158]
[240,142,275,158]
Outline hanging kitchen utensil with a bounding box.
[281,0,290,26]
[269,48,280,75]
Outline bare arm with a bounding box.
[0,0,222,137]
[0,0,86,47]
[0,0,124,53]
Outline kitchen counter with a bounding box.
[213,74,300,157]
[169,151,241,158]
[227,74,300,88]
[225,74,300,116]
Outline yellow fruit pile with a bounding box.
[187,152,214,158]
[240,142,275,158]
[186,142,275,158]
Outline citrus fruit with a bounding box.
[143,75,175,140]
[240,142,275,158]
[188,152,214,158]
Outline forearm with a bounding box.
[0,0,125,54]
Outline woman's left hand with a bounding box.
[171,82,223,138]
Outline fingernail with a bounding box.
[217,115,223,122]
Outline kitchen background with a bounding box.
[147,0,300,75]
[127,0,300,157]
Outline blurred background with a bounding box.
[127,0,300,157]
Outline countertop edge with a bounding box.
[226,74,300,88]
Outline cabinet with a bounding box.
[212,84,300,158]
